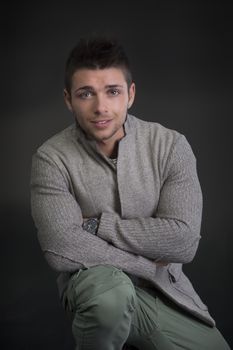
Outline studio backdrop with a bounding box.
[1,1,232,349]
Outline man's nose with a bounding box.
[93,95,108,115]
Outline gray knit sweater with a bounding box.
[30,114,215,326]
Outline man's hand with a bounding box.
[155,261,169,267]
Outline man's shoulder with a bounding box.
[36,123,77,156]
[129,114,182,144]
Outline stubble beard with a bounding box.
[91,122,124,144]
[75,112,127,144]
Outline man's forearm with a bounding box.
[97,213,201,263]
[83,216,168,267]
[42,230,159,283]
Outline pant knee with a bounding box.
[67,265,136,326]
[93,282,136,329]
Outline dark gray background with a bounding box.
[1,1,233,349]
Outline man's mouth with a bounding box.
[91,119,112,128]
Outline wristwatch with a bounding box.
[82,218,99,235]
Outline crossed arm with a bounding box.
[30,136,202,278]
[97,136,202,263]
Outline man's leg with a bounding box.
[64,266,178,350]
[64,265,136,350]
[126,288,177,350]
[152,292,230,350]
[127,287,230,350]
[64,266,230,350]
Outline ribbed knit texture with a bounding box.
[30,114,215,326]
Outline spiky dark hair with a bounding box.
[65,36,132,92]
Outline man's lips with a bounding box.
[91,119,112,128]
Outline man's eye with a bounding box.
[78,91,92,99]
[108,89,120,96]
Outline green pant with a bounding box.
[63,265,230,350]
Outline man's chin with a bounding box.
[89,128,115,141]
[93,133,114,144]
[88,125,124,144]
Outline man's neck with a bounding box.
[96,125,125,158]
[97,141,119,158]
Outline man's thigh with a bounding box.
[65,265,136,312]
[127,287,176,350]
[154,294,230,350]
[127,287,230,350]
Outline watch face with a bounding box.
[84,218,98,234]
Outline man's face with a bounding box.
[64,67,135,146]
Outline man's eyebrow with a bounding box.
[74,86,94,92]
[105,84,124,89]
[75,84,124,92]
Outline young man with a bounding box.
[30,37,230,350]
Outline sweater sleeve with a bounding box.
[30,150,158,280]
[97,135,203,263]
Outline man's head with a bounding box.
[63,37,135,156]
[64,36,133,94]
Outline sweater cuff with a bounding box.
[97,212,118,243]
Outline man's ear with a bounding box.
[63,89,73,112]
[128,82,136,109]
